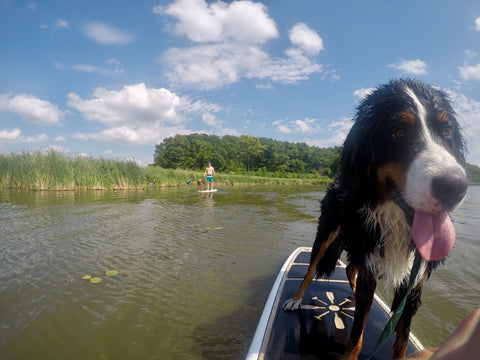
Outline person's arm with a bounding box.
[430,307,480,360]
[406,308,480,360]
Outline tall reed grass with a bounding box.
[0,151,331,190]
[0,151,144,190]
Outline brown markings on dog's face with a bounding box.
[437,111,448,123]
[376,162,406,201]
[391,112,416,140]
[400,111,416,125]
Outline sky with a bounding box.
[1,0,480,166]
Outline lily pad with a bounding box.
[204,227,222,232]
[90,277,102,284]
[82,275,92,280]
[106,270,119,277]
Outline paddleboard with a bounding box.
[246,247,424,360]
[198,189,217,193]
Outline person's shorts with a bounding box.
[206,175,213,183]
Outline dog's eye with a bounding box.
[392,129,405,139]
[442,125,452,139]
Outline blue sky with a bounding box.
[1,0,480,166]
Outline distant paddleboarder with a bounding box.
[203,162,215,191]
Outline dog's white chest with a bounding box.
[364,201,419,288]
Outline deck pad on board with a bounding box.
[246,247,423,360]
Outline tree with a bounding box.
[153,133,342,179]
[237,135,267,172]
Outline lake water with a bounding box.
[0,185,479,360]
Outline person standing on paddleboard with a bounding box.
[203,162,215,191]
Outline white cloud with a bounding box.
[159,0,278,44]
[202,112,223,127]
[388,59,428,75]
[0,93,63,125]
[159,1,325,89]
[54,58,124,75]
[0,128,22,141]
[54,62,109,75]
[289,23,324,55]
[277,124,292,134]
[274,118,317,134]
[255,82,274,90]
[273,120,291,134]
[55,18,69,29]
[106,58,124,73]
[164,41,322,89]
[474,17,480,31]
[295,118,315,132]
[459,62,480,81]
[464,49,478,60]
[73,124,187,145]
[0,127,48,144]
[67,83,182,126]
[68,83,224,145]
[457,49,480,82]
[353,88,374,100]
[83,22,133,45]
[186,99,223,114]
[44,145,69,154]
[308,117,353,148]
[446,89,480,165]
[25,134,48,143]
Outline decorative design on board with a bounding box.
[301,291,355,330]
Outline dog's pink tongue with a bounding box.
[412,211,455,261]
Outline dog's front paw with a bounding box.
[283,298,302,311]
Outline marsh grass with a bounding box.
[0,151,331,190]
[0,151,144,190]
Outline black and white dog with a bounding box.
[283,79,468,359]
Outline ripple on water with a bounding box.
[1,186,480,359]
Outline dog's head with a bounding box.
[342,79,468,261]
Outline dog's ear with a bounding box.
[340,122,374,195]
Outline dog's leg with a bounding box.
[283,227,340,311]
[346,264,358,292]
[392,281,424,359]
[342,268,377,360]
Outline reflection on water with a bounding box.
[0,186,479,359]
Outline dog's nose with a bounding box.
[432,174,468,209]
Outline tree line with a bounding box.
[153,134,341,178]
[465,163,480,185]
[153,133,480,184]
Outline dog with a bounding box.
[283,79,468,359]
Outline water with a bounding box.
[0,186,479,359]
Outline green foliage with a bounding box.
[154,133,342,178]
[0,151,332,190]
[465,163,480,185]
[7,142,477,190]
[0,151,145,190]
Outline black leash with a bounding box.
[367,251,423,359]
